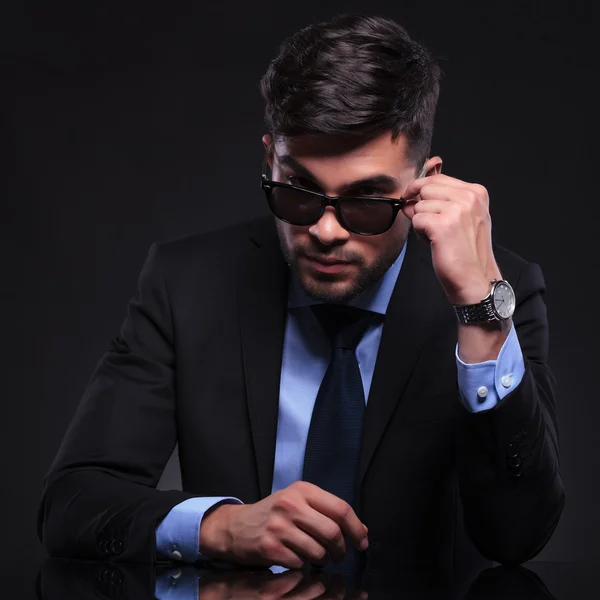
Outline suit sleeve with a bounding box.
[456,261,565,565]
[37,243,199,563]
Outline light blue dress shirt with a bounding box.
[155,240,525,564]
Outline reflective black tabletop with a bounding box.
[4,557,598,600]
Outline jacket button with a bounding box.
[508,456,521,468]
[110,540,124,555]
[507,444,519,458]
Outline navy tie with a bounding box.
[302,304,375,509]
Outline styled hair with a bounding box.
[259,13,442,167]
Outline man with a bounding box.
[37,14,565,572]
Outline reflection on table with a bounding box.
[36,555,559,600]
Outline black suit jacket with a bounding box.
[37,216,565,570]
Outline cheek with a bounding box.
[360,217,409,264]
[276,220,305,253]
[345,236,381,266]
[360,241,385,265]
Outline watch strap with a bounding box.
[453,296,497,324]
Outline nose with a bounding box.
[308,207,350,246]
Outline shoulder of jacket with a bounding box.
[153,216,277,265]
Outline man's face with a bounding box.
[263,131,425,304]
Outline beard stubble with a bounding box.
[276,225,405,304]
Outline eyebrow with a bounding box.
[275,153,400,193]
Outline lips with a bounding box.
[304,254,350,266]
[302,254,354,275]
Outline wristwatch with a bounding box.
[453,279,516,324]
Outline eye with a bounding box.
[288,176,319,191]
[352,186,381,197]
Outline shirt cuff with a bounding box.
[155,497,243,563]
[455,322,525,413]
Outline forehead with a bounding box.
[272,131,413,174]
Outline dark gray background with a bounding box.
[4,0,597,563]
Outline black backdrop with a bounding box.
[4,0,597,563]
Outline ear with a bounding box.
[262,134,273,169]
[425,155,443,176]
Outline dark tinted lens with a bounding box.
[269,186,323,226]
[339,197,395,234]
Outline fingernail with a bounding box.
[360,537,369,551]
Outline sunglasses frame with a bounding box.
[260,153,422,236]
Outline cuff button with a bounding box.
[110,540,124,555]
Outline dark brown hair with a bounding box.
[259,13,442,167]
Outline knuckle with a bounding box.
[266,514,286,535]
[473,183,488,198]
[323,523,343,543]
[466,189,478,203]
[452,202,465,216]
[273,492,297,514]
[291,480,309,494]
[412,213,426,228]
[259,537,279,559]
[420,183,432,197]
[335,499,352,519]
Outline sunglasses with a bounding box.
[261,152,428,236]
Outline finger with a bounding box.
[411,212,444,242]
[402,199,453,221]
[303,485,368,550]
[403,173,469,200]
[281,526,331,567]
[271,544,310,570]
[292,506,346,562]
[405,180,489,213]
[418,182,470,203]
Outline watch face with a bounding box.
[492,281,515,319]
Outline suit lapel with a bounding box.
[358,231,446,487]
[237,218,289,499]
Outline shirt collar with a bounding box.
[287,240,407,315]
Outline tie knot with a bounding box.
[311,304,375,351]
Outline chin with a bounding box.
[299,272,362,304]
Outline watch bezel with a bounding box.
[490,279,515,320]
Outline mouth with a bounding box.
[302,254,354,274]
